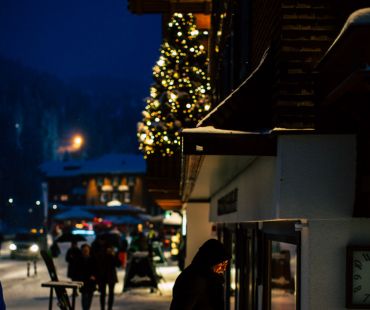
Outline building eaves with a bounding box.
[316,8,370,106]
[198,48,274,132]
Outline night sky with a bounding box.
[0,0,161,85]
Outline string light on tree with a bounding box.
[138,13,211,157]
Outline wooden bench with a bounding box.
[40,250,83,310]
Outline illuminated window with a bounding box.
[60,195,69,202]
[128,176,135,186]
[112,192,119,201]
[124,192,131,203]
[118,184,129,191]
[102,184,113,192]
[119,177,128,191]
[100,193,109,203]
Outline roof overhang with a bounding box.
[181,126,277,203]
[181,127,315,202]
[317,8,370,105]
[182,126,277,156]
[321,67,370,105]
[198,48,273,132]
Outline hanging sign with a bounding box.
[217,188,238,215]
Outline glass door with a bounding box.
[262,221,301,310]
[218,223,259,310]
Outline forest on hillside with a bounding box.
[0,56,147,229]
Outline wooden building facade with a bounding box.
[182,1,370,310]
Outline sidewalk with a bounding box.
[1,246,180,310]
[107,264,179,310]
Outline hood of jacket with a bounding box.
[191,239,230,269]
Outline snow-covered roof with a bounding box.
[197,48,271,131]
[40,153,146,177]
[320,8,370,65]
[183,126,315,135]
[182,126,261,135]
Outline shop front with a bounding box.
[181,132,370,309]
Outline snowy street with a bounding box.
[1,242,180,310]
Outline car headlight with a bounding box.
[9,243,17,251]
[30,244,39,253]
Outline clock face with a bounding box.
[347,246,370,308]
[351,250,370,305]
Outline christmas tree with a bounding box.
[137,13,211,157]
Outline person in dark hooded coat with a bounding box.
[170,239,230,310]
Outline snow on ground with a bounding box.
[0,242,180,310]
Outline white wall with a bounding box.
[276,134,356,219]
[209,134,356,223]
[184,202,214,267]
[301,218,370,310]
[210,156,276,222]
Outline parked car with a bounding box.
[9,232,45,259]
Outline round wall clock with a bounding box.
[346,245,370,309]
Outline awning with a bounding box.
[104,215,144,225]
[53,208,95,221]
[198,48,273,132]
[182,126,277,156]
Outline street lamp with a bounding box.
[72,135,83,150]
[57,133,84,157]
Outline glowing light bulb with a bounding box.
[72,135,83,150]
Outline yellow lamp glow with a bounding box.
[72,135,83,149]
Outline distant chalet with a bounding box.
[40,154,148,209]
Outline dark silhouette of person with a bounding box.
[65,240,82,280]
[118,232,128,268]
[0,233,3,256]
[0,281,6,310]
[129,224,149,254]
[50,241,61,258]
[75,244,96,310]
[95,245,120,310]
[170,239,230,310]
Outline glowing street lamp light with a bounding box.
[72,135,83,150]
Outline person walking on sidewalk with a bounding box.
[95,244,120,310]
[170,239,230,310]
[76,244,96,310]
[65,240,82,280]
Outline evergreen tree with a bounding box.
[138,13,211,157]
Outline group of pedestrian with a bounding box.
[64,226,230,310]
[66,236,120,310]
